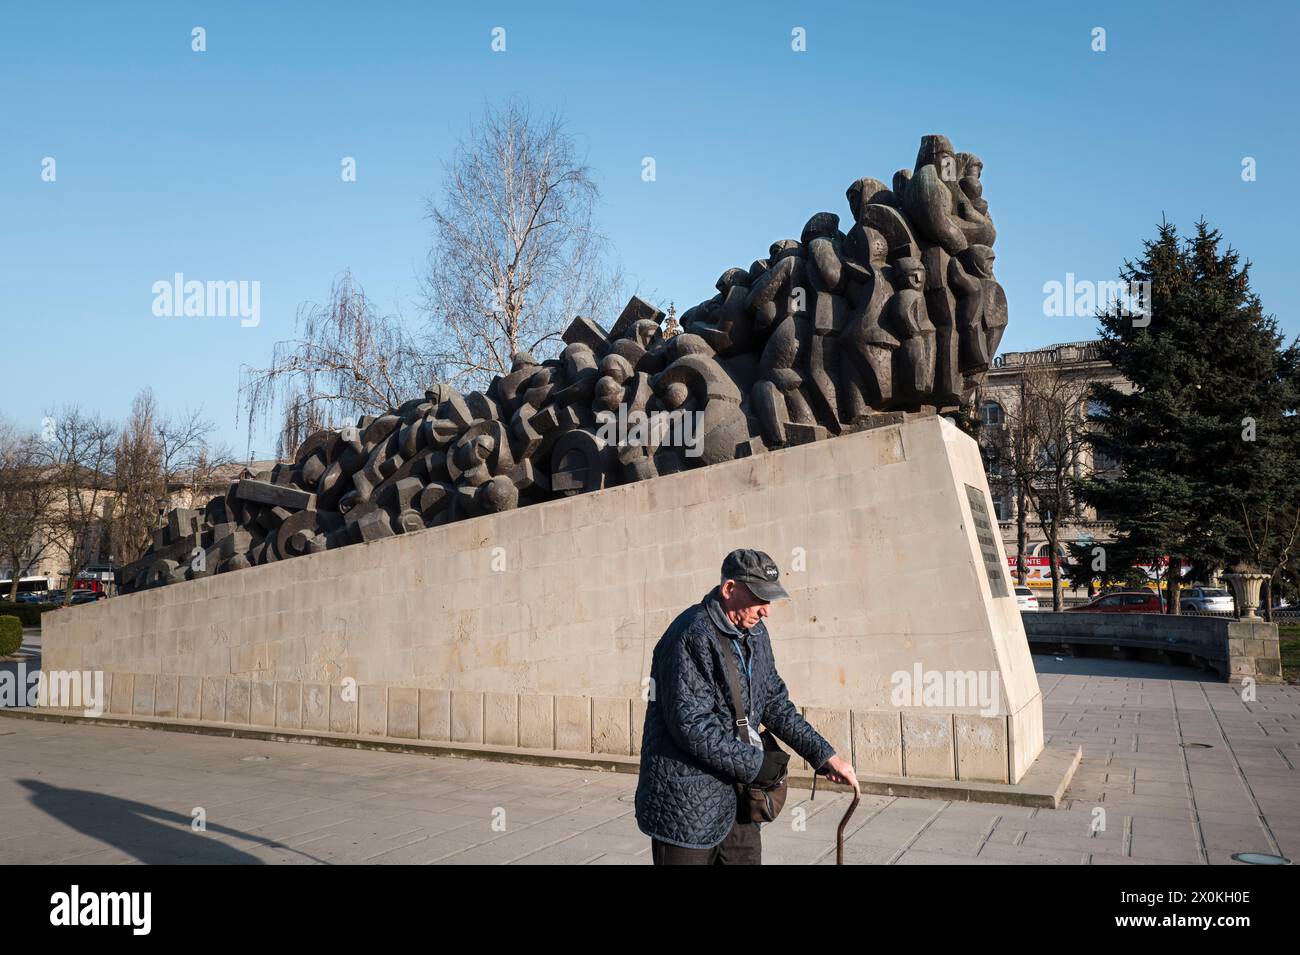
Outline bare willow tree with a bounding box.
[43,405,117,605]
[239,271,435,459]
[158,406,234,507]
[0,417,58,600]
[275,392,327,464]
[111,388,233,565]
[423,98,622,389]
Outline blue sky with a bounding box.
[3,0,1297,458]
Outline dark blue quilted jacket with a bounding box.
[635,587,837,849]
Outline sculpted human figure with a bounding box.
[887,256,937,403]
[845,177,897,221]
[903,135,996,254]
[949,252,988,373]
[801,212,849,432]
[752,312,815,446]
[957,244,1008,365]
[957,152,988,216]
[802,212,844,294]
[841,227,900,414]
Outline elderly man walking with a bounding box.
[635,549,858,864]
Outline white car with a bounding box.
[1182,587,1234,614]
[1015,586,1039,611]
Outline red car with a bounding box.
[1066,590,1164,613]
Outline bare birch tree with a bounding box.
[109,392,164,567]
[111,389,234,565]
[422,98,622,389]
[43,406,117,605]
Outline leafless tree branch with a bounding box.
[421,97,624,391]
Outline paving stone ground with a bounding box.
[0,653,1296,864]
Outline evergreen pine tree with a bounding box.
[1077,219,1300,614]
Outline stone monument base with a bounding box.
[41,415,1050,789]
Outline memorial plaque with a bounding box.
[965,483,1009,598]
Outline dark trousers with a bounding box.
[651,820,762,865]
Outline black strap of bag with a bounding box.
[713,630,752,745]
[712,629,789,823]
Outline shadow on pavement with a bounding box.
[16,779,329,864]
[1032,652,1216,682]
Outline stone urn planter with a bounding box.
[1222,570,1270,620]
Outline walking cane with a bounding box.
[836,786,860,866]
[811,771,861,865]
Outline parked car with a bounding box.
[38,589,104,605]
[1181,587,1234,613]
[1014,586,1039,612]
[13,593,47,603]
[1066,590,1164,613]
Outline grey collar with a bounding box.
[705,586,747,641]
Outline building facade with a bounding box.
[1,459,279,597]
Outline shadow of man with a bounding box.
[17,779,328,864]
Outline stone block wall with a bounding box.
[43,415,1043,783]
[1022,611,1283,684]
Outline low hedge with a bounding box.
[1281,623,1300,684]
[0,601,59,628]
[0,615,21,656]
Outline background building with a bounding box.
[976,340,1134,602]
[0,458,279,597]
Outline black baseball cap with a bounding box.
[721,549,790,602]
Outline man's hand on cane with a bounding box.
[820,754,859,791]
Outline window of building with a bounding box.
[987,455,1006,479]
[1035,439,1062,469]
[980,401,1005,428]
[1092,446,1119,472]
[992,493,1013,521]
